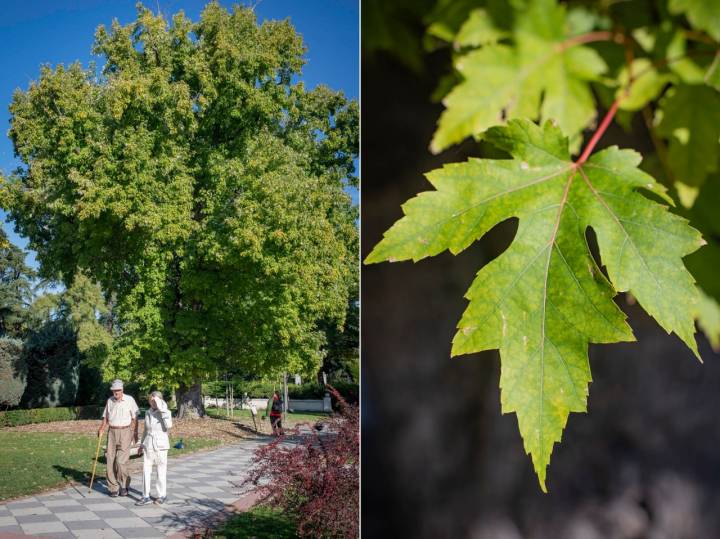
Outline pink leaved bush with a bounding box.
[242,385,359,538]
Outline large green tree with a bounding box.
[1,3,358,417]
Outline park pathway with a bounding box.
[0,438,269,538]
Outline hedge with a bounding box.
[0,404,105,428]
[203,380,359,402]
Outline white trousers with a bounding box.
[142,447,168,498]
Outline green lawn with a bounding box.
[207,408,330,424]
[0,432,221,501]
[213,505,298,539]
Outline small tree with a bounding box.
[0,337,26,408]
[244,386,359,538]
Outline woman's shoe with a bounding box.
[135,497,152,506]
[155,496,167,504]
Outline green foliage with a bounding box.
[668,0,720,41]
[0,405,105,427]
[0,337,25,408]
[320,298,359,382]
[62,273,112,370]
[656,85,720,194]
[362,0,436,73]
[203,378,356,401]
[430,0,607,154]
[20,320,80,408]
[1,4,358,392]
[0,242,35,338]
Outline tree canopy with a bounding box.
[1,2,358,411]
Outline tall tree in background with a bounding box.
[1,3,358,417]
[0,238,35,338]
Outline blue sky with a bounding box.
[0,0,358,271]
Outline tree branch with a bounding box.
[556,31,623,52]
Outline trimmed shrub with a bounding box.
[329,381,358,405]
[0,337,26,408]
[289,383,325,400]
[204,380,358,401]
[0,404,105,427]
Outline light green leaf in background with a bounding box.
[425,0,485,44]
[431,0,607,154]
[697,289,720,352]
[668,0,720,42]
[454,8,507,48]
[703,52,720,91]
[367,119,704,490]
[656,85,720,203]
[616,58,674,111]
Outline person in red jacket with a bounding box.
[264,391,285,436]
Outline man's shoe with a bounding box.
[135,497,152,506]
[119,488,128,497]
[109,491,119,498]
[155,496,167,504]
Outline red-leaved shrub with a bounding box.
[243,385,359,538]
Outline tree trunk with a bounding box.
[175,381,205,419]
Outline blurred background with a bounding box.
[361,1,720,537]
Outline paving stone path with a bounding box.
[0,439,269,538]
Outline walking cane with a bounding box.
[89,431,103,492]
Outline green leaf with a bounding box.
[697,288,720,352]
[431,0,607,154]
[656,85,720,195]
[366,119,704,490]
[668,0,720,42]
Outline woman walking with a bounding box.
[265,390,285,436]
[136,391,172,505]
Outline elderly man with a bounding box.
[98,379,139,497]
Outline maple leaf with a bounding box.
[656,85,720,200]
[366,119,704,490]
[430,0,607,154]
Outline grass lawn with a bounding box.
[213,505,298,539]
[0,432,221,501]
